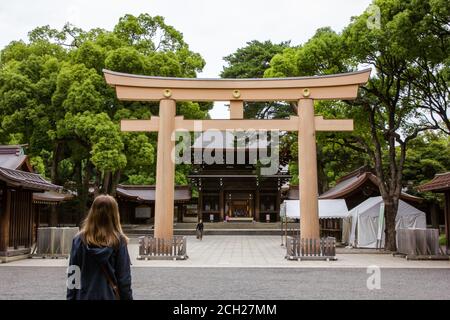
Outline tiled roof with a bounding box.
[0,145,31,170]
[319,171,422,202]
[417,173,450,192]
[287,170,422,202]
[0,166,61,191]
[116,185,191,202]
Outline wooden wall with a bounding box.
[0,187,34,256]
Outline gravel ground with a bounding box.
[1,267,450,300]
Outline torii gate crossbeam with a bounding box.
[104,69,370,247]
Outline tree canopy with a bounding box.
[223,0,449,250]
[0,14,211,219]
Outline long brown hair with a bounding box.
[80,195,128,249]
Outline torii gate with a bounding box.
[104,69,370,245]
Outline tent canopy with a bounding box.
[281,199,349,219]
[344,196,426,248]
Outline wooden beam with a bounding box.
[121,118,159,132]
[121,116,353,132]
[115,85,361,102]
[230,101,244,119]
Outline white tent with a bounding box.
[343,196,426,248]
[281,199,349,219]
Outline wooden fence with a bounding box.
[138,236,188,260]
[396,228,448,260]
[286,236,337,261]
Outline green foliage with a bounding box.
[263,28,366,189]
[175,171,188,185]
[30,156,46,176]
[265,27,353,78]
[0,13,209,201]
[105,47,146,74]
[263,0,449,207]
[55,112,127,171]
[221,40,290,79]
[440,234,447,246]
[126,174,155,185]
[403,132,450,199]
[221,40,292,119]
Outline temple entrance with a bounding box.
[226,192,254,219]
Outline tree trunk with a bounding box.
[316,148,329,194]
[81,161,92,213]
[73,160,84,225]
[75,160,92,225]
[110,170,121,196]
[102,171,111,195]
[383,198,399,252]
[49,141,63,227]
[93,168,101,198]
[50,141,63,184]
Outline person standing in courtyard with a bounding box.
[196,219,204,240]
[67,195,133,300]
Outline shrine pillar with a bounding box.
[298,98,320,240]
[154,99,176,240]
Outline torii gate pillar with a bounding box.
[298,99,320,239]
[154,99,176,240]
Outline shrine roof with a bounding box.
[417,173,450,193]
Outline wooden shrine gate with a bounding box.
[104,69,370,252]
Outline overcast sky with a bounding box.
[0,0,372,118]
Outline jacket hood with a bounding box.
[85,244,114,264]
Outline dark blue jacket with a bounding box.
[67,234,133,300]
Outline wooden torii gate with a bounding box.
[104,69,370,245]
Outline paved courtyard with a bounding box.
[2,236,450,269]
[1,236,450,300]
[1,267,450,300]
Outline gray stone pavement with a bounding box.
[1,267,450,300]
[2,236,449,268]
[1,236,450,300]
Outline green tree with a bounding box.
[397,0,450,134]
[265,28,365,192]
[221,40,292,119]
[340,0,447,250]
[265,1,449,250]
[403,131,450,190]
[0,13,211,222]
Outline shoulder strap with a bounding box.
[99,264,121,300]
[84,238,121,300]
